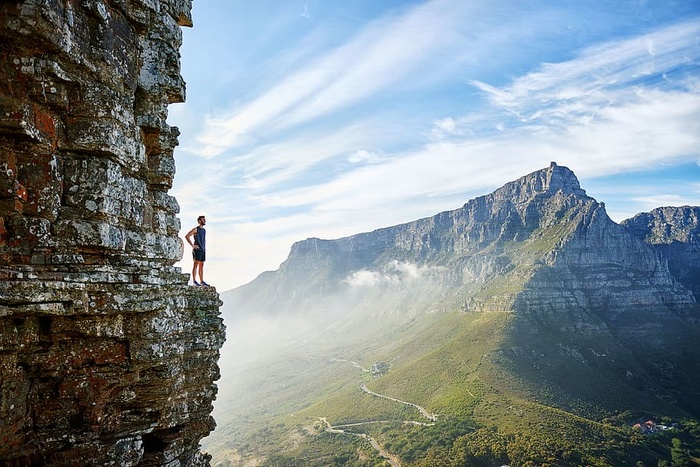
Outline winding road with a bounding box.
[320,417,401,467]
[319,359,439,466]
[360,384,438,422]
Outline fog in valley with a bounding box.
[200,261,459,459]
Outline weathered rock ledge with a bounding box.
[0,1,225,465]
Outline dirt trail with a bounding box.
[319,418,401,467]
[360,384,438,422]
[319,359,441,466]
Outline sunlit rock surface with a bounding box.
[0,1,225,465]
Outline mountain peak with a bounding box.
[545,161,585,193]
[490,162,588,205]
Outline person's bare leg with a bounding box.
[196,261,204,284]
[191,262,198,284]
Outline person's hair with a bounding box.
[197,215,205,222]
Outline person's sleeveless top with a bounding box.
[194,226,206,250]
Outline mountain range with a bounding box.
[226,162,697,317]
[211,163,700,466]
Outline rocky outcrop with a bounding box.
[622,206,700,300]
[226,163,696,318]
[512,187,695,316]
[0,1,225,465]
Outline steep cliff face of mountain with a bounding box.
[622,206,700,301]
[0,1,225,465]
[513,200,695,317]
[227,162,695,318]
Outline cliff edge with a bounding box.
[0,1,225,465]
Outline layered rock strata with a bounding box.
[227,163,695,318]
[622,206,700,300]
[0,1,225,465]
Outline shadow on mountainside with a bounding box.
[497,305,700,421]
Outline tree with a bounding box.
[670,438,690,467]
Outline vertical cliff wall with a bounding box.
[0,1,226,465]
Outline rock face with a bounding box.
[622,206,700,300]
[227,163,696,318]
[0,1,225,466]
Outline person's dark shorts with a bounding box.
[192,248,206,262]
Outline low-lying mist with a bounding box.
[204,266,451,446]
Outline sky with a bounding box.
[168,0,700,292]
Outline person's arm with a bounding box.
[185,227,199,249]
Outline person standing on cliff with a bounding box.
[185,215,210,286]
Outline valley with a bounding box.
[206,308,700,466]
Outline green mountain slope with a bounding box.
[206,306,700,466]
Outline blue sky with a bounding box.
[168,0,700,291]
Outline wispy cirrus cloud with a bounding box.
[193,0,488,158]
[220,116,399,192]
[248,90,700,215]
[469,18,700,126]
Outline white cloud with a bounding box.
[344,269,387,288]
[633,193,700,211]
[191,0,485,159]
[471,18,700,120]
[344,260,447,289]
[224,18,700,215]
[348,149,381,164]
[246,87,700,212]
[274,0,473,128]
[223,120,391,190]
[431,117,462,139]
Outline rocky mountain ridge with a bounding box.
[622,206,700,300]
[226,162,696,319]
